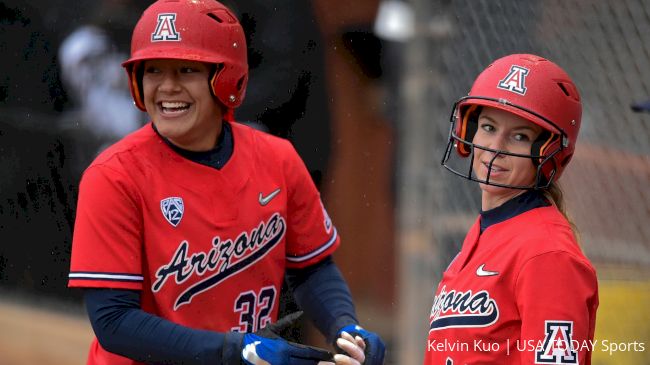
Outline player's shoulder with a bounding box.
[511,206,589,261]
[501,208,596,284]
[86,123,158,173]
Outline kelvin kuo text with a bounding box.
[427,339,645,356]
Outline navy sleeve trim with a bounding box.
[70,272,143,282]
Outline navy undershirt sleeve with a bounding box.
[285,256,358,344]
[83,289,243,365]
[84,257,354,363]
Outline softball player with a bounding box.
[68,1,384,364]
[424,54,598,364]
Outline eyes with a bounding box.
[479,122,535,142]
[145,66,202,74]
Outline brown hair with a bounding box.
[542,181,580,241]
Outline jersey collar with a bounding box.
[479,190,551,233]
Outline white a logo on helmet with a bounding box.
[497,65,529,95]
[161,197,184,227]
[152,13,181,41]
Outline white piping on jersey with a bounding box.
[69,272,144,282]
[286,228,338,263]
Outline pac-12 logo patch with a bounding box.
[497,65,529,95]
[161,197,184,227]
[152,13,181,41]
[535,321,578,364]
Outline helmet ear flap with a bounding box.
[531,131,553,165]
[209,64,223,98]
[456,105,481,157]
[127,62,146,112]
[208,63,247,122]
[210,63,248,109]
[532,131,561,185]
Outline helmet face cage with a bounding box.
[441,96,567,190]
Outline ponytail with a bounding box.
[543,182,580,242]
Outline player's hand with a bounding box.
[335,325,385,365]
[331,330,366,364]
[241,311,334,365]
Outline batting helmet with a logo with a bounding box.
[122,0,248,113]
[442,54,582,188]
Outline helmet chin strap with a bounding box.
[224,108,235,122]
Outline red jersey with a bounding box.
[69,122,339,364]
[424,206,598,365]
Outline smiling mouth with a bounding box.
[482,161,508,173]
[160,101,190,114]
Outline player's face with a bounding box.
[471,107,542,209]
[142,59,223,151]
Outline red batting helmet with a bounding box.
[122,0,248,112]
[442,54,582,188]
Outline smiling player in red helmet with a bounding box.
[68,1,385,364]
[424,54,599,364]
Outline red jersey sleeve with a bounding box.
[68,164,144,290]
[515,251,599,364]
[282,144,340,268]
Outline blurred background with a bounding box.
[0,0,649,364]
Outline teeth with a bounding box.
[484,162,504,171]
[162,101,189,109]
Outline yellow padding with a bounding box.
[592,280,650,364]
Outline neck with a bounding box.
[153,120,224,152]
[175,123,223,152]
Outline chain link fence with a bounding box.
[396,1,650,363]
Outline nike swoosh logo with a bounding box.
[476,264,499,277]
[259,188,281,206]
